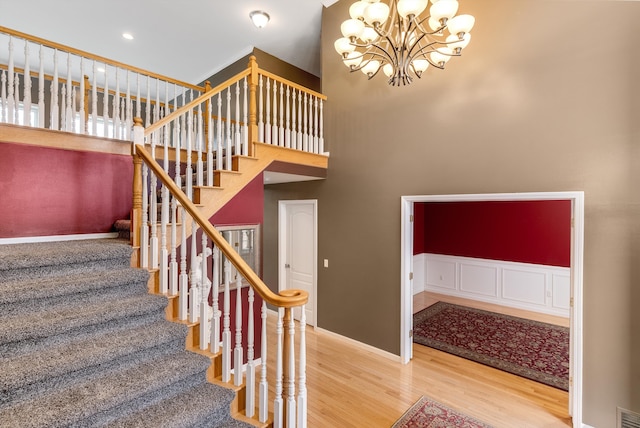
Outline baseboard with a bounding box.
[582,424,594,428]
[314,327,401,363]
[266,308,401,363]
[0,232,119,245]
[0,232,118,245]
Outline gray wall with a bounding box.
[264,0,640,426]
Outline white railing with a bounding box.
[133,121,309,426]
[0,26,204,138]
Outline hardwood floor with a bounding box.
[263,292,571,427]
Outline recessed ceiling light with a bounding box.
[249,10,270,29]
[97,67,106,73]
[122,32,134,40]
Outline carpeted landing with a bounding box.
[0,238,251,428]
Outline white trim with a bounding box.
[278,200,318,327]
[400,191,584,428]
[581,424,595,428]
[314,327,402,363]
[0,232,119,245]
[419,253,571,318]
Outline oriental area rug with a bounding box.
[413,302,569,391]
[392,396,493,428]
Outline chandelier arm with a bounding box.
[415,16,445,35]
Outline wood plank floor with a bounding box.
[262,292,571,427]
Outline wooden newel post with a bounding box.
[131,117,144,267]
[248,56,259,157]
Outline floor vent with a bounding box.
[618,407,640,428]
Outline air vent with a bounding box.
[618,407,640,428]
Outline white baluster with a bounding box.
[259,301,269,423]
[71,86,77,131]
[279,82,285,146]
[200,238,212,350]
[186,108,193,199]
[189,222,198,323]
[216,93,222,172]
[245,286,256,418]
[286,309,297,427]
[319,99,324,154]
[159,125,169,294]
[149,129,158,270]
[235,81,241,155]
[136,74,141,124]
[297,305,307,428]
[124,71,131,140]
[207,103,213,187]
[291,89,297,150]
[310,95,316,153]
[274,307,284,428]
[1,70,6,123]
[65,53,72,132]
[60,85,66,132]
[173,111,183,301]
[234,275,243,387]
[197,103,203,187]
[222,253,232,382]
[50,50,59,130]
[79,58,85,134]
[13,73,19,125]
[258,75,264,142]
[225,88,232,170]
[243,77,248,155]
[297,90,303,151]
[145,76,151,128]
[102,65,109,137]
[210,245,221,353]
[285,85,291,149]
[264,77,271,145]
[7,36,15,124]
[272,79,278,145]
[179,204,188,320]
[91,61,97,135]
[113,68,120,137]
[38,46,44,128]
[23,41,32,127]
[303,93,309,152]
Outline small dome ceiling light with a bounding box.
[122,32,134,40]
[250,10,270,29]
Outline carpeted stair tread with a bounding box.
[103,381,252,428]
[0,238,245,427]
[0,291,167,348]
[0,239,132,273]
[0,350,213,427]
[1,318,188,403]
[0,266,149,307]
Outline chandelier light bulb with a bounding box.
[361,60,380,76]
[430,0,459,23]
[411,59,429,74]
[446,33,471,52]
[383,63,394,77]
[341,18,365,39]
[447,14,475,36]
[360,27,379,43]
[344,51,363,68]
[397,0,428,18]
[349,1,369,19]
[363,2,390,26]
[430,47,453,66]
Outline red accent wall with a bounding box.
[413,202,425,255]
[0,142,132,238]
[416,200,571,267]
[210,173,264,226]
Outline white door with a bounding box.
[279,200,317,326]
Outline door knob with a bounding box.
[285,263,290,268]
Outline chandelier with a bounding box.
[334,0,475,86]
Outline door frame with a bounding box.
[278,199,318,327]
[400,191,584,428]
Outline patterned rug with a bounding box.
[392,396,493,428]
[413,302,569,390]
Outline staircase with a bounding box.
[0,238,252,427]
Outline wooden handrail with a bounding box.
[0,26,204,92]
[257,68,327,101]
[133,124,308,309]
[144,70,251,136]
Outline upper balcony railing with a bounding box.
[0,26,327,157]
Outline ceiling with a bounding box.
[0,0,337,84]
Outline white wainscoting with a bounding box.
[413,253,570,317]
